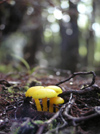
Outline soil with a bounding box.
[0,67,100,134]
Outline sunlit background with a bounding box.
[0,0,100,73]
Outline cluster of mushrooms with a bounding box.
[25,85,64,113]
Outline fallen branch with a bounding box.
[59,84,100,97]
[56,71,96,89]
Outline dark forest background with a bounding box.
[0,0,100,73]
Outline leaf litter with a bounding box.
[0,68,100,134]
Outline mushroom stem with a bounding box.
[34,99,42,111]
[49,97,64,113]
[49,99,54,113]
[42,97,48,111]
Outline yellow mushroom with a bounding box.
[25,86,44,97]
[49,97,64,113]
[45,85,62,95]
[25,86,44,111]
[25,86,57,111]
[45,85,63,112]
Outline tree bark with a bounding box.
[60,0,79,72]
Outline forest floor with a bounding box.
[0,67,100,134]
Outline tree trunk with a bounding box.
[23,26,43,66]
[60,0,79,72]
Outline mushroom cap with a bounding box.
[45,85,62,95]
[25,86,57,99]
[50,97,64,104]
[25,86,44,97]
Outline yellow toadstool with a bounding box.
[49,97,64,113]
[45,85,62,95]
[45,85,63,112]
[25,86,44,97]
[25,86,57,111]
[25,86,44,111]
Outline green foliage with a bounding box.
[13,126,20,134]
[34,120,44,125]
[11,119,44,134]
[48,119,57,130]
[8,87,14,93]
[11,54,30,71]
[0,64,14,73]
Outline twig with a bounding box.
[59,84,100,97]
[36,103,67,134]
[63,95,100,126]
[56,71,96,89]
[39,94,73,134]
[0,80,12,87]
[45,93,73,125]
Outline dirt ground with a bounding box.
[0,67,100,134]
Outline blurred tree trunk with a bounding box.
[0,1,26,63]
[60,0,79,72]
[86,1,95,69]
[24,26,43,66]
[0,1,43,66]
[0,1,26,35]
[23,3,43,66]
